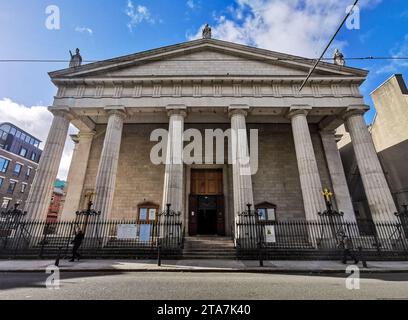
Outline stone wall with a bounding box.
[82,122,333,221]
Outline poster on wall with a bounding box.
[265,225,276,243]
[267,208,276,221]
[117,224,137,240]
[258,208,266,221]
[139,208,148,221]
[149,208,157,221]
[139,224,152,242]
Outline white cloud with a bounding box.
[126,0,155,31]
[189,0,382,58]
[0,98,77,180]
[75,26,93,35]
[376,34,408,74]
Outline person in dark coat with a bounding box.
[338,232,359,265]
[69,230,84,262]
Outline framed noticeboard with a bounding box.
[255,202,277,222]
[137,201,159,222]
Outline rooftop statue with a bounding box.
[202,24,212,39]
[333,49,345,66]
[69,48,82,68]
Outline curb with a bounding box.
[2,268,408,274]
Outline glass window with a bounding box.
[30,152,36,161]
[26,167,31,178]
[0,158,10,173]
[13,164,22,176]
[34,141,40,148]
[1,198,10,209]
[10,128,16,136]
[15,131,21,138]
[21,183,26,193]
[1,125,10,133]
[20,133,26,141]
[7,181,16,194]
[19,148,27,157]
[1,132,7,140]
[25,135,31,143]
[0,177,3,188]
[29,138,34,145]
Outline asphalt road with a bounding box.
[1,272,408,300]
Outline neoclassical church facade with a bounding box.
[24,32,398,236]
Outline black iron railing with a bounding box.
[0,208,183,259]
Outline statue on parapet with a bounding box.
[202,24,212,39]
[333,48,345,66]
[69,48,82,68]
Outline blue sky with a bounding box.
[0,0,407,178]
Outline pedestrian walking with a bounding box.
[69,230,84,262]
[337,232,359,265]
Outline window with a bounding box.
[26,167,32,179]
[0,125,10,133]
[13,164,22,176]
[10,128,16,136]
[15,131,21,139]
[20,133,26,142]
[1,131,7,140]
[7,181,16,194]
[19,147,27,157]
[255,202,277,222]
[25,135,30,143]
[34,140,40,148]
[21,183,27,193]
[30,152,37,161]
[0,158,10,173]
[0,177,3,188]
[1,198,10,209]
[30,138,34,145]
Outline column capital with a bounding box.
[342,105,369,120]
[228,104,250,118]
[287,105,312,119]
[48,106,74,120]
[104,106,127,119]
[166,104,187,118]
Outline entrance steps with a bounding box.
[182,236,236,260]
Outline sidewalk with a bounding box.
[1,259,408,273]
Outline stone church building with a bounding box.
[24,31,398,237]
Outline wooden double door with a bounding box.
[189,170,225,236]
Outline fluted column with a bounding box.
[93,108,126,220]
[289,107,326,220]
[162,107,186,213]
[320,130,356,222]
[25,108,72,220]
[344,108,398,222]
[60,131,95,220]
[229,107,254,215]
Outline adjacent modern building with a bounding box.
[0,123,42,211]
[339,74,408,219]
[24,31,398,237]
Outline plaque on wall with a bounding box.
[265,225,276,243]
[117,224,137,240]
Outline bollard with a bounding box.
[157,243,162,267]
[55,247,63,267]
[258,241,264,267]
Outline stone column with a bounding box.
[344,108,398,222]
[289,107,326,220]
[93,108,126,220]
[229,106,254,215]
[25,108,72,220]
[60,131,95,220]
[320,130,356,222]
[162,107,186,213]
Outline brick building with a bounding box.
[0,123,42,211]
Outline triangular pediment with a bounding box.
[49,39,367,81]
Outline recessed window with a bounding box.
[0,177,3,188]
[0,158,10,173]
[7,181,16,194]
[26,167,32,178]
[10,128,16,136]
[30,152,36,161]
[1,198,10,209]
[13,164,22,176]
[15,131,21,139]
[21,183,27,193]
[25,135,30,143]
[19,147,27,157]
[20,133,26,142]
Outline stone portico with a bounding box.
[25,38,398,235]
